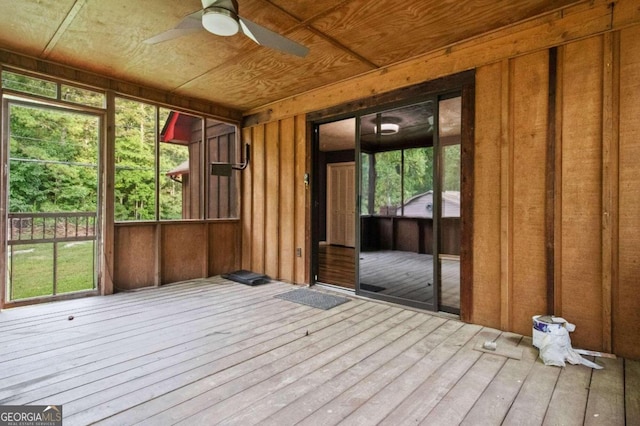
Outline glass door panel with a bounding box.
[358,100,438,310]
[315,118,356,289]
[6,101,100,301]
[438,96,462,314]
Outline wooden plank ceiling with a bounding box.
[0,0,582,112]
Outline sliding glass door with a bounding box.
[357,95,461,313]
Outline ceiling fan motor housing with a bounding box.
[201,0,240,36]
[202,0,239,13]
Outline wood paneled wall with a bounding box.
[113,221,240,290]
[616,26,640,359]
[242,28,640,359]
[241,116,308,284]
[473,29,640,358]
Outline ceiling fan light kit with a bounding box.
[143,0,309,57]
[374,123,400,135]
[202,7,239,36]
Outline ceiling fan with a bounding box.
[144,0,309,58]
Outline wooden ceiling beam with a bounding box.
[306,26,379,69]
[244,0,638,125]
[263,0,380,69]
[42,0,88,58]
[0,49,243,122]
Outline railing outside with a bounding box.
[7,212,97,300]
[9,212,96,245]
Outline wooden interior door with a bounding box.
[327,162,355,247]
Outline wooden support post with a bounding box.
[601,31,620,353]
[500,59,513,331]
[545,47,558,316]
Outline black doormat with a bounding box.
[275,288,350,310]
[360,283,385,292]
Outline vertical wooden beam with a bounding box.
[471,62,502,329]
[154,223,161,286]
[554,47,564,316]
[616,25,640,359]
[0,81,7,307]
[279,117,295,282]
[601,31,620,353]
[559,36,605,350]
[500,59,513,331]
[251,125,266,273]
[510,51,550,337]
[241,127,253,270]
[460,78,475,323]
[265,121,280,279]
[546,47,558,315]
[294,115,307,284]
[101,91,116,295]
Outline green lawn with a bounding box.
[9,241,95,300]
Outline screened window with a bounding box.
[114,97,238,222]
[365,147,435,218]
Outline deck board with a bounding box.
[461,336,537,425]
[626,359,640,425]
[0,277,634,426]
[584,357,625,425]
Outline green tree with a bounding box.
[114,99,156,221]
[9,104,98,213]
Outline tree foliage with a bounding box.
[9,104,99,213]
[6,81,189,220]
[370,144,460,215]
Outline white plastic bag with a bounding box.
[538,322,602,369]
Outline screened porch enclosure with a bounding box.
[5,99,100,302]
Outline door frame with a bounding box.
[308,70,475,320]
[1,94,105,308]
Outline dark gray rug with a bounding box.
[360,283,385,292]
[275,288,350,310]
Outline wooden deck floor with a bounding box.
[318,245,460,309]
[0,277,637,425]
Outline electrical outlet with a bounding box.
[296,248,302,257]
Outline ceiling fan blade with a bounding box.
[239,17,309,58]
[144,10,203,45]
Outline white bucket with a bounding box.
[532,315,565,348]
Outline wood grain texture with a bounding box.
[559,36,604,351]
[246,0,616,121]
[102,91,116,296]
[543,358,592,425]
[278,118,295,282]
[294,115,308,284]
[242,116,308,283]
[601,31,619,354]
[160,223,207,284]
[460,80,475,323]
[500,59,513,331]
[510,51,549,337]
[0,279,634,424]
[264,121,280,279]
[585,357,625,425]
[545,47,557,316]
[113,225,156,290]
[311,0,579,67]
[208,222,241,276]
[472,62,503,329]
[251,125,266,273]
[626,359,640,425]
[553,46,564,318]
[615,25,640,359]
[241,127,253,270]
[0,51,241,123]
